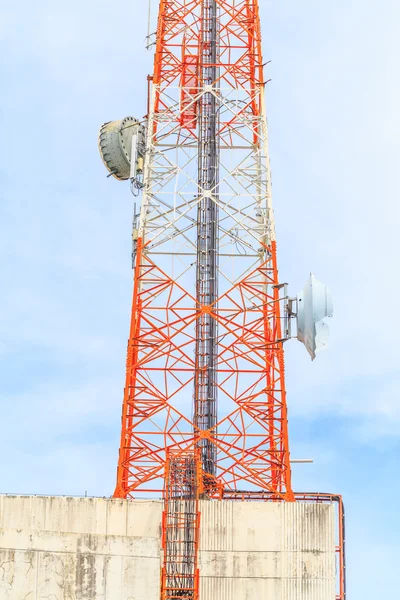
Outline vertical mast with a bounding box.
[194,0,219,479]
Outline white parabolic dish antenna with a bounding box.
[296,274,333,360]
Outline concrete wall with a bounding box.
[0,495,336,599]
[199,500,336,599]
[0,495,162,600]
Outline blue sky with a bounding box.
[1,0,399,596]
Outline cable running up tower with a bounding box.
[195,0,219,480]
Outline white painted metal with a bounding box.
[132,73,282,434]
[140,82,276,263]
[297,273,334,360]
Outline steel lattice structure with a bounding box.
[114,0,293,502]
[161,449,201,598]
[106,1,347,598]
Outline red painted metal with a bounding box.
[111,2,345,599]
[114,0,293,500]
[161,449,201,600]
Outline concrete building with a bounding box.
[0,495,336,599]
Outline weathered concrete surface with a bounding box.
[0,495,336,599]
[0,496,161,600]
[199,500,336,599]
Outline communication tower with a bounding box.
[99,1,345,598]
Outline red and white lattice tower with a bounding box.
[114,0,293,503]
[98,1,345,598]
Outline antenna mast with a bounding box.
[194,0,219,481]
[112,0,293,503]
[98,1,345,597]
[103,1,306,598]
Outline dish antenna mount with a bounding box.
[280,274,333,360]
